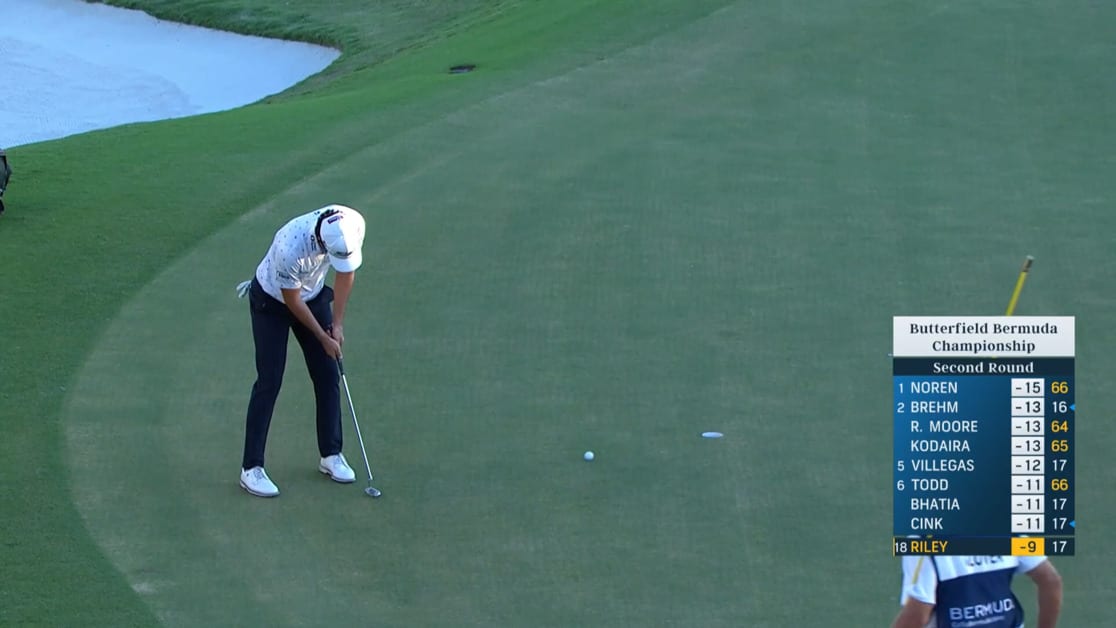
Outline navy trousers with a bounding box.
[242,278,342,470]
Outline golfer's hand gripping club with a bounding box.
[319,325,341,359]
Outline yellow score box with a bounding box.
[1012,537,1045,556]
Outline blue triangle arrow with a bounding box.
[1070,520,1076,528]
[1070,403,1075,411]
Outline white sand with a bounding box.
[0,0,340,147]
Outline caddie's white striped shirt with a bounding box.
[899,554,1047,628]
[255,208,335,302]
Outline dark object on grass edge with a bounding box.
[449,64,476,74]
[0,148,10,215]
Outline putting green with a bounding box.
[61,1,1116,625]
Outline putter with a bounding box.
[337,357,382,498]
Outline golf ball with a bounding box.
[583,451,594,461]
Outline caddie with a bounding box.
[891,554,1062,628]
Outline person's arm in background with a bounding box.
[891,599,933,628]
[1026,560,1062,628]
[283,287,341,358]
[891,555,936,628]
[329,271,355,347]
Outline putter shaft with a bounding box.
[338,358,380,496]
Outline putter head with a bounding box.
[364,486,382,498]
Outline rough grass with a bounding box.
[96,0,526,95]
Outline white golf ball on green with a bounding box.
[583,451,594,461]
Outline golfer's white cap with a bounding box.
[319,206,365,272]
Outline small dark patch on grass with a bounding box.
[449,63,477,74]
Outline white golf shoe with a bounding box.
[240,466,280,497]
[319,454,356,483]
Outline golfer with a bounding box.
[236,204,366,497]
[891,554,1062,628]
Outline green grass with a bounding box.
[3,0,1115,625]
[94,0,526,95]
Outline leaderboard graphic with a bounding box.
[892,317,1075,556]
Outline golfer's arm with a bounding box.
[332,271,355,327]
[1028,562,1063,628]
[281,288,330,341]
[891,599,933,628]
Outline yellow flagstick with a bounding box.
[1005,255,1034,316]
